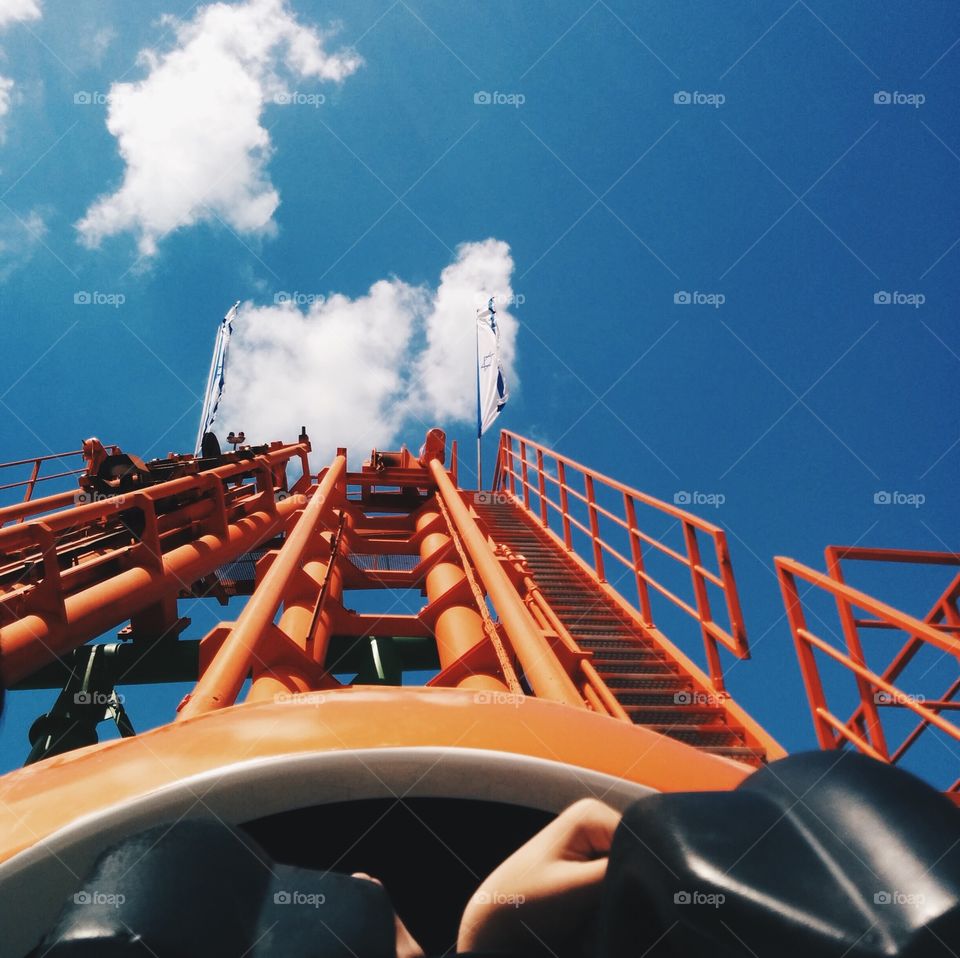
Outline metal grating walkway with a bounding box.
[474,499,767,766]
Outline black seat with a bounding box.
[32,819,396,958]
[595,751,960,957]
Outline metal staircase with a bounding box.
[476,498,768,765]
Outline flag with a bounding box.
[476,297,508,436]
[194,301,239,455]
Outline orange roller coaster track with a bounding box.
[0,424,956,904]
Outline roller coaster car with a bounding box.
[24,753,960,958]
[79,435,273,501]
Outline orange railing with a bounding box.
[492,430,748,689]
[0,441,311,685]
[0,447,119,524]
[776,548,960,790]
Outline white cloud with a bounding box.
[76,0,362,256]
[0,0,40,30]
[0,0,41,140]
[217,239,518,460]
[0,207,47,280]
[86,26,116,66]
[413,237,517,424]
[0,73,13,123]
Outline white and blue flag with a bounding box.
[476,297,509,436]
[194,301,239,455]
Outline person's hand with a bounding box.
[351,872,425,958]
[457,797,622,956]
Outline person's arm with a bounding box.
[457,798,622,956]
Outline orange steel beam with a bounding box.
[415,503,509,692]
[1,443,310,686]
[824,546,960,765]
[178,454,347,718]
[427,457,585,708]
[246,509,352,703]
[824,547,890,758]
[776,555,960,756]
[0,489,77,526]
[0,446,122,525]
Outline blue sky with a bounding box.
[0,0,958,785]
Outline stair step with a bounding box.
[620,692,702,707]
[589,650,670,663]
[700,746,767,764]
[576,640,660,652]
[643,726,744,747]
[603,675,688,690]
[596,667,677,681]
[625,706,727,723]
[530,571,584,579]
[548,609,628,618]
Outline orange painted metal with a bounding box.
[493,429,748,689]
[427,456,585,708]
[415,503,509,692]
[178,454,347,718]
[0,441,311,685]
[0,425,795,872]
[0,687,757,867]
[776,552,960,785]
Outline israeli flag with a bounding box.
[476,297,509,436]
[194,301,239,455]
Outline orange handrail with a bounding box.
[0,445,120,525]
[429,456,586,708]
[493,430,748,688]
[775,552,960,789]
[0,442,311,685]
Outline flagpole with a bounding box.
[195,321,222,456]
[475,307,483,490]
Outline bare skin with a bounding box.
[457,797,623,955]
[352,798,621,956]
[351,872,425,958]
